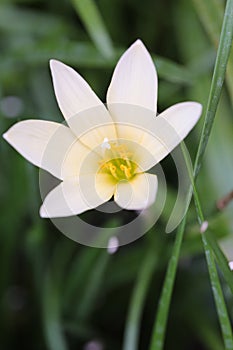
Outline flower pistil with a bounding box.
[99,141,137,181]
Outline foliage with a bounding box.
[0,0,233,349]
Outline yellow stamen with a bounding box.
[109,163,118,179]
[120,164,131,180]
[99,141,137,181]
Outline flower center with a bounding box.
[99,140,137,181]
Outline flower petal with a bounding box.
[2,120,88,179]
[50,60,116,149]
[108,102,202,172]
[67,107,117,152]
[62,142,101,179]
[107,39,158,113]
[50,59,104,120]
[95,173,116,201]
[138,101,202,169]
[114,173,158,210]
[158,101,202,140]
[106,104,157,171]
[40,174,115,218]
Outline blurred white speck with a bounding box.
[83,340,103,350]
[101,137,111,149]
[229,261,233,270]
[0,96,24,118]
[200,221,208,233]
[107,236,119,254]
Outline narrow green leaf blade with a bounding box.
[205,231,233,295]
[202,235,233,350]
[71,0,114,58]
[193,0,233,177]
[123,244,157,350]
[149,219,186,350]
[192,0,233,106]
[149,0,233,348]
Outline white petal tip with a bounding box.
[2,130,14,144]
[49,59,56,68]
[50,58,58,65]
[2,132,8,141]
[229,261,233,270]
[130,39,147,51]
[189,102,203,120]
[49,59,65,71]
[134,39,143,46]
[39,205,48,218]
[193,101,202,113]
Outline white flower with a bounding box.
[3,39,202,218]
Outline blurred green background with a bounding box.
[0,0,233,349]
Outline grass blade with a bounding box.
[152,55,194,84]
[149,0,233,348]
[42,271,68,350]
[71,0,114,59]
[205,231,233,295]
[149,218,186,350]
[194,0,233,177]
[123,244,157,350]
[188,181,233,348]
[192,0,233,107]
[202,235,233,350]
[42,242,74,350]
[191,1,233,340]
[75,252,110,322]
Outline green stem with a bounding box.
[123,244,157,350]
[194,0,233,178]
[202,234,233,350]
[204,231,233,295]
[149,218,186,350]
[190,181,233,349]
[149,0,233,348]
[192,0,233,107]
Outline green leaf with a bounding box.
[42,271,68,350]
[0,4,69,36]
[194,0,233,178]
[71,0,114,59]
[205,231,233,295]
[123,243,157,350]
[149,0,233,348]
[192,0,233,107]
[0,39,194,86]
[149,218,186,350]
[75,251,110,322]
[202,235,233,350]
[152,55,194,84]
[41,242,75,350]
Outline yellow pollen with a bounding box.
[109,163,118,179]
[99,141,137,181]
[120,164,132,179]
